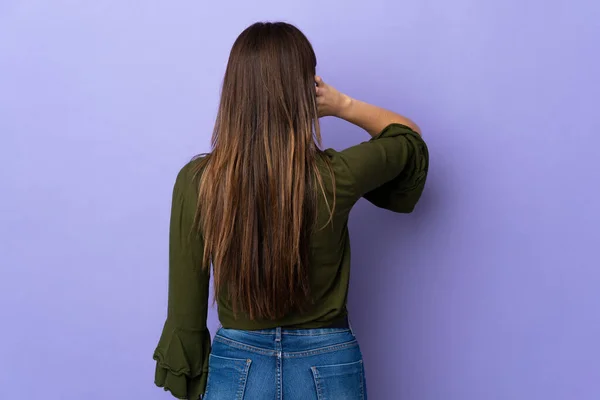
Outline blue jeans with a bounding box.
[203,326,367,400]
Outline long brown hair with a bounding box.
[194,22,334,320]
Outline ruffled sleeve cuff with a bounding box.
[153,323,211,399]
[363,124,429,213]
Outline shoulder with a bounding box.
[177,154,210,180]
[173,154,211,194]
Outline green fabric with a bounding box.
[153,123,428,399]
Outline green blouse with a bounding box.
[153,123,429,399]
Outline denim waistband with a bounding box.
[214,322,357,357]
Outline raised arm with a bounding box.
[315,75,421,136]
[317,77,428,212]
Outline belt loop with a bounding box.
[275,326,282,342]
[348,317,355,336]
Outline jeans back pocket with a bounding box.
[204,354,252,400]
[311,360,365,400]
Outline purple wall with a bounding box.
[1,1,599,399]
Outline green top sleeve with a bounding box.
[337,123,429,213]
[153,160,211,399]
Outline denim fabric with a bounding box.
[203,326,367,400]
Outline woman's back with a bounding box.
[212,122,428,329]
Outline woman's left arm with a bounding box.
[153,160,211,399]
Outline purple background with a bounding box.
[1,1,599,399]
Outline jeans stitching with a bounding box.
[214,335,277,356]
[235,359,251,400]
[311,360,364,400]
[359,360,365,400]
[225,329,351,337]
[283,329,351,336]
[285,339,359,358]
[311,367,323,400]
[276,327,282,400]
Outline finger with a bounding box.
[315,75,324,86]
